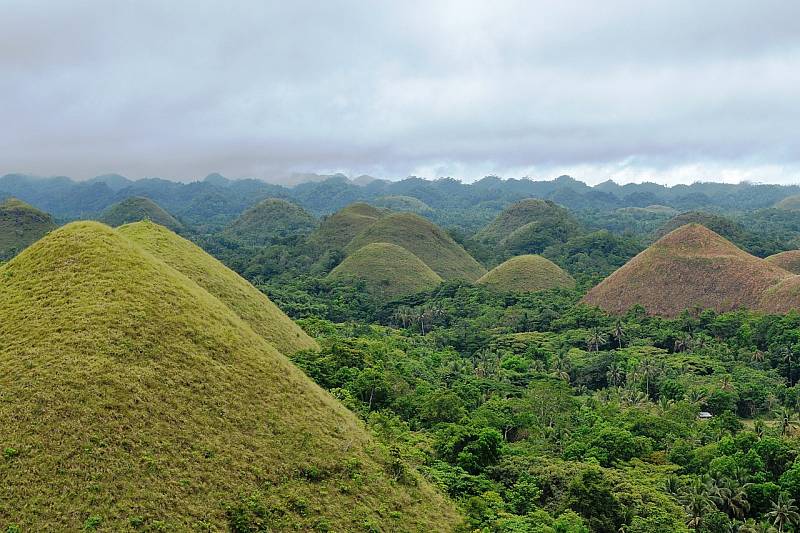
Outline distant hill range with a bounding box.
[3,172,800,229]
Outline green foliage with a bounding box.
[0,197,56,260]
[98,196,182,231]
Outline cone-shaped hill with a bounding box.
[307,202,385,252]
[478,255,576,293]
[0,222,459,530]
[759,275,800,313]
[775,195,800,210]
[222,197,317,246]
[583,224,791,316]
[99,196,182,231]
[346,212,487,281]
[654,211,743,242]
[373,195,434,214]
[0,197,56,260]
[327,242,443,299]
[118,220,318,354]
[476,199,581,253]
[766,251,800,274]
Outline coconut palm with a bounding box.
[612,319,626,348]
[586,327,608,352]
[767,494,800,532]
[779,346,794,386]
[680,478,715,529]
[607,362,625,387]
[776,407,800,437]
[637,357,661,398]
[751,350,766,364]
[720,375,735,393]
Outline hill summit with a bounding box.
[0,197,56,260]
[307,202,385,253]
[766,250,800,274]
[346,212,487,281]
[0,222,458,530]
[99,196,182,231]
[476,198,581,254]
[478,255,575,293]
[222,197,317,246]
[583,224,791,316]
[118,220,318,354]
[327,242,442,299]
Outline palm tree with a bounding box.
[680,478,714,529]
[751,350,766,364]
[586,327,608,352]
[688,389,708,406]
[551,354,571,383]
[612,319,626,348]
[637,357,660,398]
[754,419,766,439]
[720,375,735,393]
[776,407,800,437]
[607,362,625,387]
[767,494,800,532]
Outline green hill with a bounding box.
[0,222,459,531]
[583,224,790,316]
[118,220,318,355]
[373,195,433,214]
[477,255,575,293]
[222,198,317,245]
[617,205,678,216]
[308,202,385,252]
[346,212,487,281]
[654,211,743,242]
[775,195,800,210]
[766,250,800,274]
[99,196,182,231]
[327,242,442,299]
[0,197,56,260]
[476,199,581,253]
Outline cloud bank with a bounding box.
[1,0,799,184]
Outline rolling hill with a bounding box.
[0,222,459,531]
[346,212,487,281]
[373,195,434,214]
[118,221,317,354]
[327,242,442,299]
[766,250,800,274]
[583,224,791,316]
[0,197,56,260]
[307,202,385,252]
[222,197,317,245]
[476,199,582,253]
[759,275,800,313]
[775,195,800,210]
[99,196,182,231]
[654,211,744,242]
[477,255,576,293]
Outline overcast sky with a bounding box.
[2,0,799,185]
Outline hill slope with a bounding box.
[328,242,442,299]
[0,197,56,260]
[346,212,487,281]
[583,224,791,316]
[0,222,459,531]
[307,202,385,252]
[118,221,318,354]
[759,275,800,313]
[222,197,317,245]
[99,196,182,231]
[654,211,743,242]
[766,251,800,274]
[775,195,800,210]
[476,199,581,253]
[478,255,575,293]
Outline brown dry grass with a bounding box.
[766,250,800,274]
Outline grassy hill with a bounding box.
[373,195,433,214]
[617,205,678,215]
[222,197,317,246]
[99,196,182,231]
[476,199,582,254]
[307,202,385,252]
[0,197,56,260]
[775,195,800,210]
[583,224,791,316]
[346,212,487,281]
[327,242,442,299]
[759,275,800,313]
[118,221,318,355]
[766,250,800,274]
[477,255,575,293]
[654,211,744,242]
[0,222,459,531]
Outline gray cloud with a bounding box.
[1,0,799,184]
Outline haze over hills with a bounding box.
[0,222,458,530]
[327,242,443,299]
[99,196,183,231]
[0,197,56,260]
[118,220,318,354]
[582,224,792,316]
[346,212,487,281]
[477,255,576,293]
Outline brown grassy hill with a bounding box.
[478,255,575,293]
[583,224,791,316]
[346,212,487,281]
[328,242,443,299]
[307,202,385,252]
[0,197,56,260]
[766,251,800,274]
[759,275,800,313]
[118,221,318,354]
[0,222,460,531]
